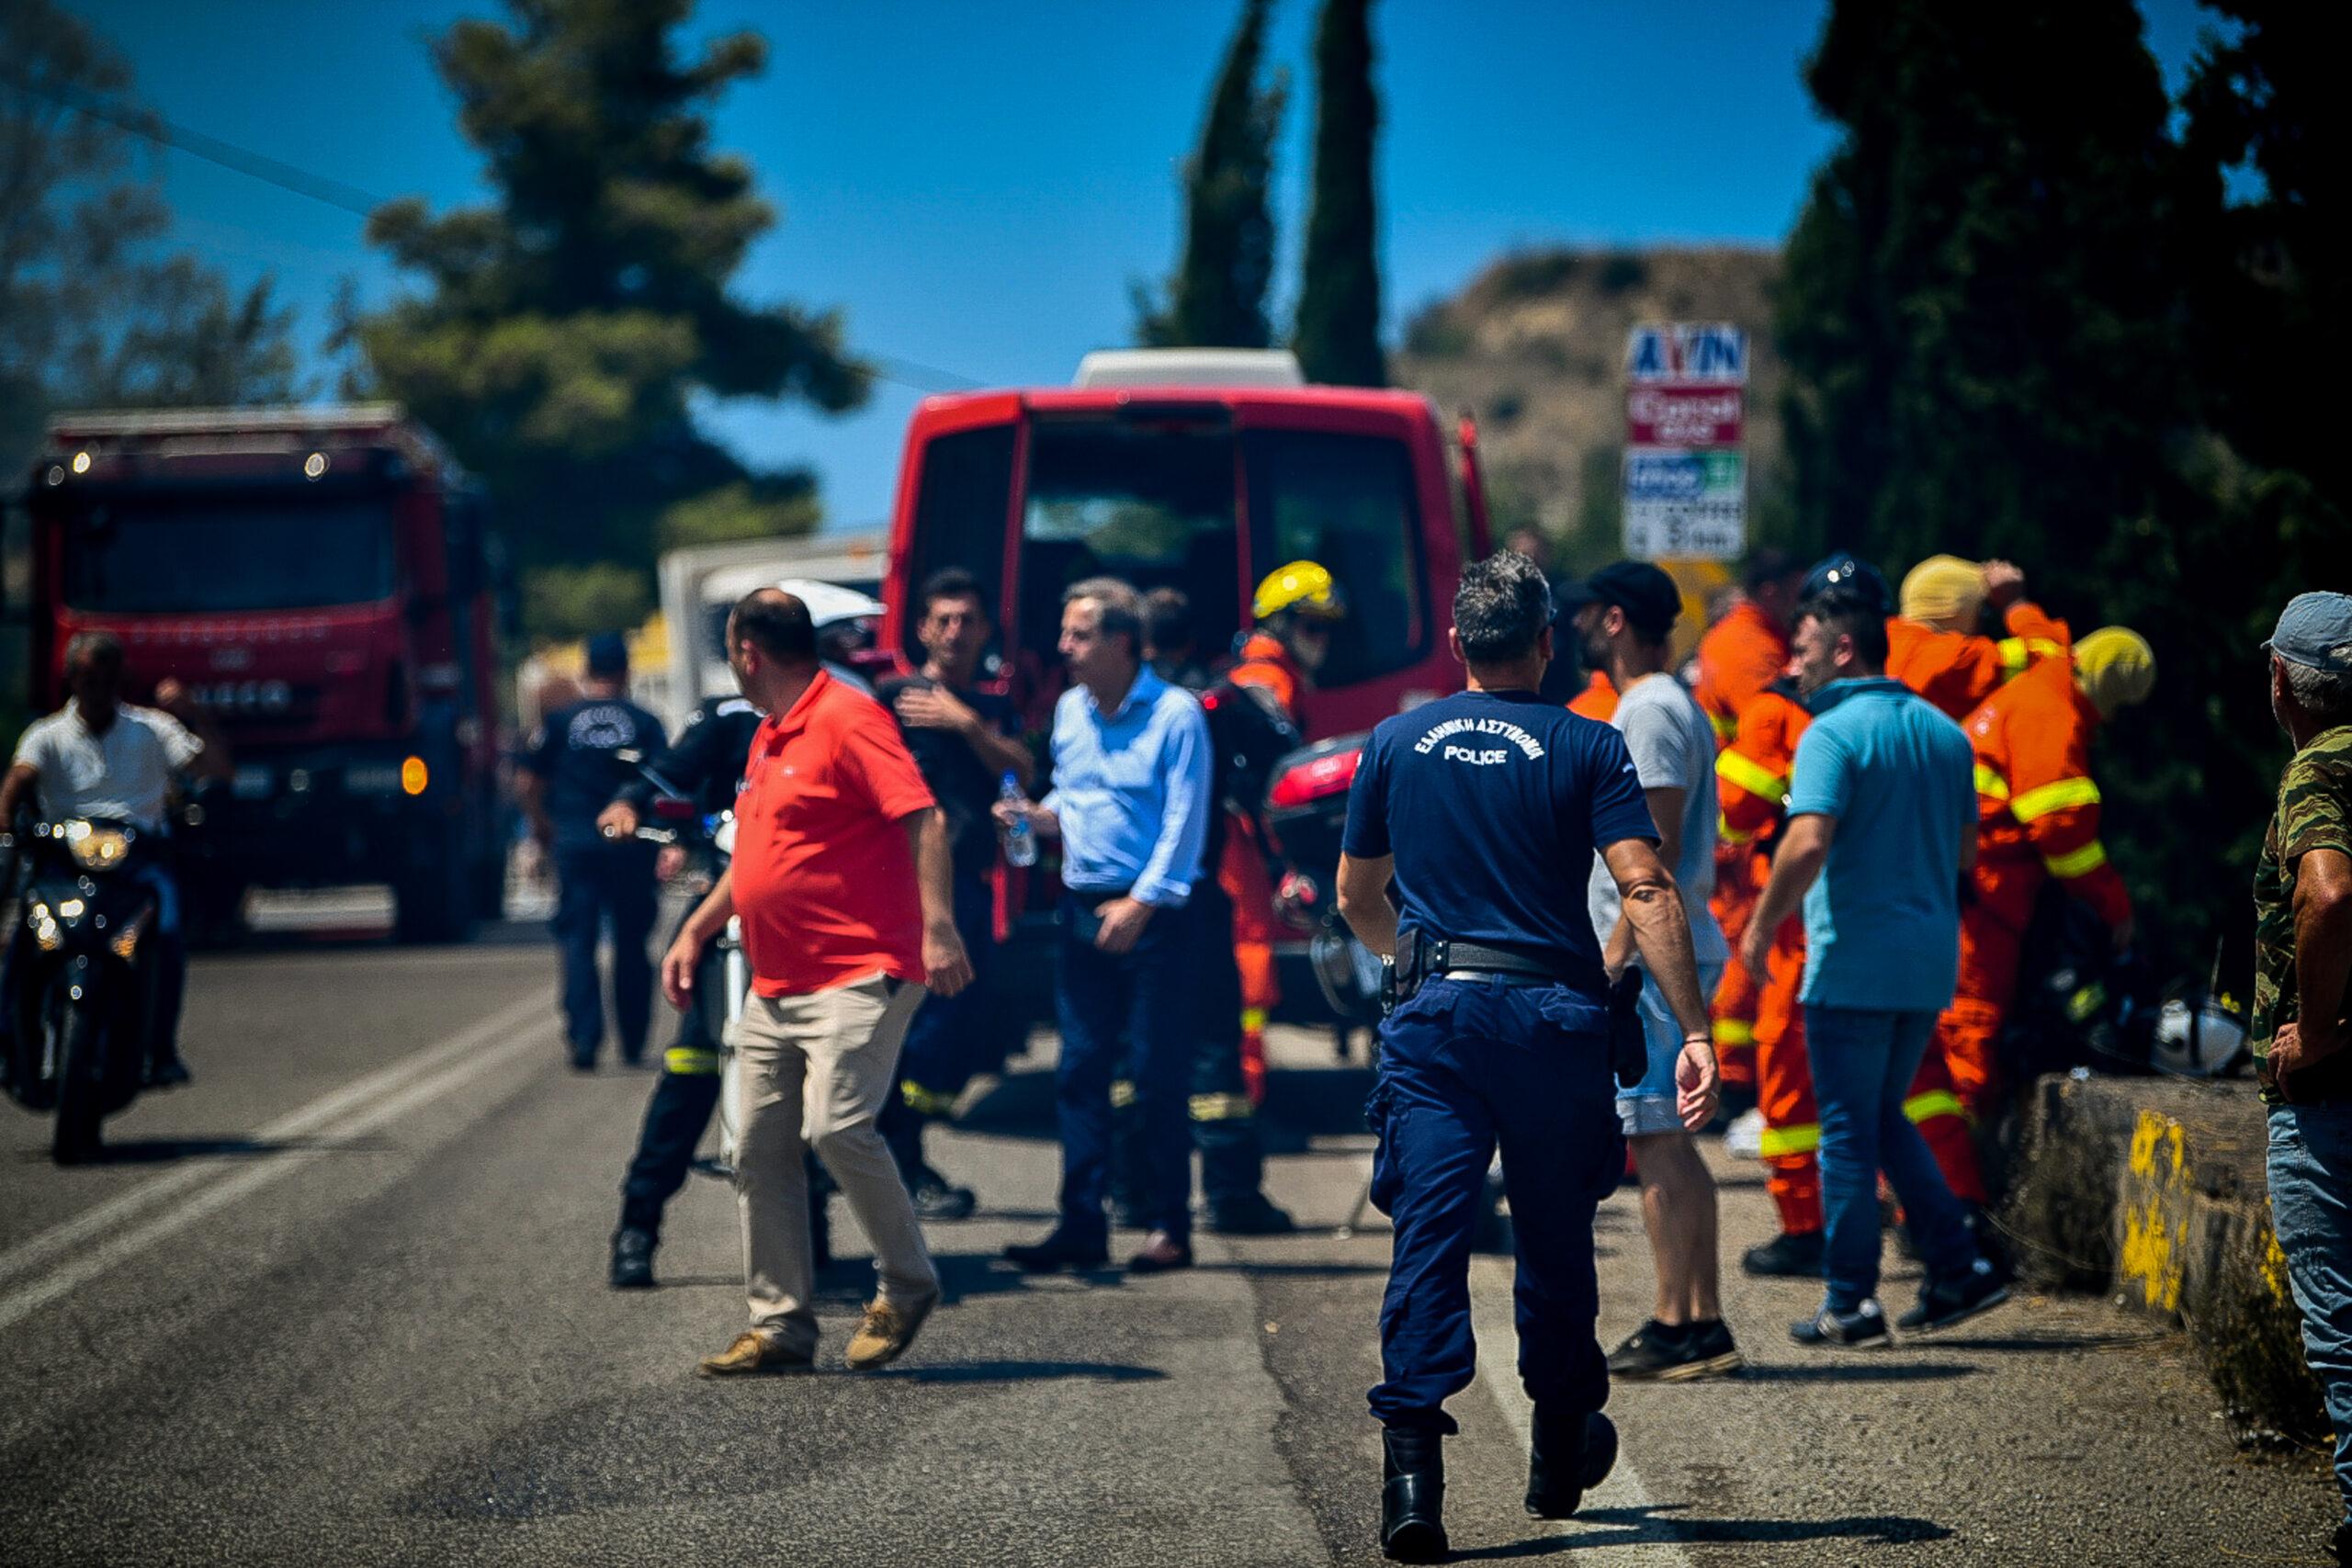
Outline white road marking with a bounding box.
[0,991,556,1330]
[1471,1254,1695,1565]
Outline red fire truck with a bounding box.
[22,406,508,942]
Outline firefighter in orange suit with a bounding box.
[1939,626,2156,1114]
[1887,555,2073,721]
[1223,562,1347,1104]
[1695,550,1804,1100]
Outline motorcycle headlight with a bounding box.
[64,823,132,873]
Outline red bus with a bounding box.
[879,350,1490,734]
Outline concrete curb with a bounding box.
[1996,1072,2326,1445]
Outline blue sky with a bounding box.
[71,0,2222,530]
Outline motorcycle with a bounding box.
[1,816,164,1164]
[1261,732,1385,1023]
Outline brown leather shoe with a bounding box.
[1127,1231,1194,1274]
[696,1332,812,1378]
[844,1295,933,1371]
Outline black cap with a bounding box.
[1559,560,1681,640]
[1799,552,1893,615]
[585,631,630,677]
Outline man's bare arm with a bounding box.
[1605,784,1684,974]
[2295,847,2352,1062]
[0,761,38,829]
[1600,836,1709,1039]
[905,807,974,997]
[659,865,735,1009]
[1336,851,1399,960]
[1741,812,1834,978]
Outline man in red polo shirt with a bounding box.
[662,589,973,1377]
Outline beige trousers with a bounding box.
[734,973,936,1351]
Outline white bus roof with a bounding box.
[1071,349,1306,389]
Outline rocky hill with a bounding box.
[1395,246,1784,570]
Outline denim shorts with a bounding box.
[1616,960,1724,1137]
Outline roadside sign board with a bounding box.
[1622,322,1747,562]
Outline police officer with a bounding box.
[518,633,667,1070]
[1335,550,1719,1562]
[597,689,763,1289]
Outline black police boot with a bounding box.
[1741,1229,1826,1278]
[609,1226,656,1290]
[1380,1427,1447,1562]
[1525,1408,1617,1518]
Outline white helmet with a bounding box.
[773,578,887,630]
[2149,987,2249,1077]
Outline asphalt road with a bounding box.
[0,908,2337,1565]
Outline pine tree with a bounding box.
[1136,0,1285,349]
[1294,0,1385,387]
[350,0,866,637]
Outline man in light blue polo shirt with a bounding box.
[998,576,1214,1275]
[1742,584,2007,1348]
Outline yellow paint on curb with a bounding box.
[2120,1109,2191,1314]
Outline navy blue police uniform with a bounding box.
[613,694,762,1247]
[1342,687,1656,1435]
[871,671,1022,1189]
[526,692,667,1067]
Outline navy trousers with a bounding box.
[1054,891,1200,1247]
[551,839,658,1064]
[877,874,997,1171]
[1366,976,1623,1435]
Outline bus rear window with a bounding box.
[1242,429,1429,685]
[1018,422,1239,673]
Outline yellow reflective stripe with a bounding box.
[1758,1122,1821,1157]
[1709,710,1737,740]
[2010,776,2101,823]
[1973,762,2011,801]
[2043,840,2109,879]
[899,1080,959,1116]
[1715,749,1789,804]
[1904,1089,1967,1125]
[1718,814,1755,845]
[1240,1008,1269,1033]
[1713,1018,1756,1047]
[1109,1078,1136,1110]
[1997,637,2065,675]
[1189,1092,1254,1122]
[664,1047,722,1076]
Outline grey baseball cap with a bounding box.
[2267,592,2352,674]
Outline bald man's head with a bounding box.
[729,588,816,665]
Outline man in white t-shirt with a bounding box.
[1565,561,1742,1382]
[2,632,229,1087]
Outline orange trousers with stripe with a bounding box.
[1755,922,1988,1238]
[1218,823,1278,1107]
[1935,861,2037,1117]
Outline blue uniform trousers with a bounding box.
[1367,976,1623,1434]
[551,839,658,1065]
[1054,891,1201,1247]
[878,874,998,1162]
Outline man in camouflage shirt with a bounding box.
[2256,592,2352,1564]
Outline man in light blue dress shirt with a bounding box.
[998,577,1214,1274]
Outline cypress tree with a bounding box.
[1294,0,1385,387]
[1136,0,1285,349]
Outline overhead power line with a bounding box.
[6,66,384,217]
[5,68,985,397]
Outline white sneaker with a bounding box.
[1724,1107,1766,1160]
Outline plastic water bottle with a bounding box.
[1000,771,1039,868]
